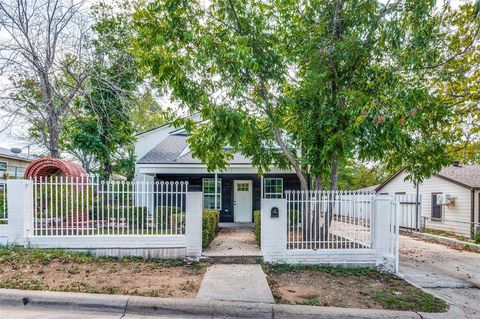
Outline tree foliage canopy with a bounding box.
[131,0,473,187]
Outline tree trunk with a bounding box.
[48,113,61,158]
[330,159,339,190]
[103,159,112,181]
[319,160,340,243]
[314,176,322,191]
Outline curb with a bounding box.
[0,288,448,318]
[407,232,480,253]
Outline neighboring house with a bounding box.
[0,146,32,179]
[356,184,379,192]
[376,161,480,238]
[134,118,301,223]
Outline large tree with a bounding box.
[132,0,475,188]
[60,3,141,180]
[0,0,91,158]
[435,3,480,163]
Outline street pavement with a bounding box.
[399,235,480,319]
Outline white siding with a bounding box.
[379,171,474,237]
[377,171,416,195]
[134,125,172,162]
[134,124,173,182]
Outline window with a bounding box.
[0,162,6,172]
[264,178,283,198]
[431,193,443,221]
[203,178,221,210]
[237,182,249,191]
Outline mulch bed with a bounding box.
[0,247,207,298]
[264,264,448,313]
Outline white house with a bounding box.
[134,115,301,223]
[376,161,480,238]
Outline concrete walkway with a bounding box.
[196,264,275,303]
[202,223,262,257]
[399,235,480,319]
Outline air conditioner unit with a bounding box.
[436,194,452,206]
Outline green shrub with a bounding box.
[0,190,5,221]
[202,209,220,248]
[254,210,261,247]
[88,206,185,233]
[475,231,480,244]
[89,206,148,225]
[155,206,185,232]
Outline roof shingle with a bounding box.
[437,165,480,188]
[138,135,252,165]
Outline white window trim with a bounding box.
[202,178,222,210]
[264,178,283,199]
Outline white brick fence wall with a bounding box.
[0,179,203,260]
[261,192,399,272]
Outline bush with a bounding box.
[0,191,5,220]
[254,210,261,247]
[202,209,220,248]
[89,206,148,225]
[155,206,185,232]
[475,231,480,244]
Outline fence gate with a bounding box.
[285,190,375,250]
[395,194,421,231]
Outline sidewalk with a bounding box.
[197,264,274,303]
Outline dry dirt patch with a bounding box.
[264,264,448,312]
[0,247,207,298]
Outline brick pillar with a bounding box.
[261,198,287,262]
[372,195,396,272]
[7,179,34,245]
[185,191,203,259]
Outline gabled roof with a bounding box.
[0,146,32,162]
[135,113,202,137]
[356,184,379,192]
[437,165,480,189]
[376,164,480,191]
[137,135,252,165]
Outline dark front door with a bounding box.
[431,193,442,220]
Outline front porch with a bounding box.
[202,223,262,263]
[153,173,301,223]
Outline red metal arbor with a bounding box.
[24,158,86,179]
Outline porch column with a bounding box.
[214,172,218,209]
[261,175,264,199]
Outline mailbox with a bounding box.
[271,207,279,218]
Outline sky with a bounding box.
[0,0,471,154]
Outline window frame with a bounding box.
[202,178,222,210]
[264,178,283,199]
[431,192,443,222]
[0,161,7,172]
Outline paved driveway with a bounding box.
[400,235,480,318]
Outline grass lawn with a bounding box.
[423,228,475,243]
[263,264,448,313]
[0,247,207,298]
